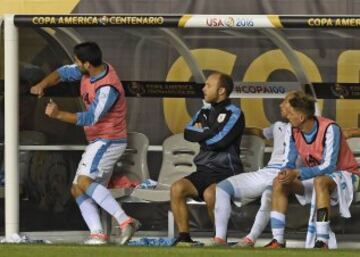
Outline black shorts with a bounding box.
[184,170,232,201]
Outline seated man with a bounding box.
[265,91,360,249]
[170,72,245,246]
[213,92,295,247]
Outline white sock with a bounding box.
[316,221,330,244]
[214,187,232,240]
[76,194,103,233]
[86,182,129,225]
[270,211,285,244]
[247,189,272,241]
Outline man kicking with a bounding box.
[31,42,140,245]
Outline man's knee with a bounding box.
[272,177,283,191]
[203,184,216,205]
[314,176,333,191]
[76,175,93,192]
[71,184,82,198]
[170,180,188,199]
[217,179,234,197]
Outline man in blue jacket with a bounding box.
[170,72,245,246]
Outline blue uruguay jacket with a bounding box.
[184,99,245,175]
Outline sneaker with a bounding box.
[207,237,227,247]
[173,237,204,247]
[84,232,108,245]
[264,239,286,249]
[232,237,255,248]
[118,218,141,245]
[314,240,328,249]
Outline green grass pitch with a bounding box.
[0,245,359,257]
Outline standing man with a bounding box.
[170,72,245,246]
[265,91,359,249]
[30,42,140,245]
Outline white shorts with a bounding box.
[73,139,127,186]
[226,167,280,204]
[296,170,354,218]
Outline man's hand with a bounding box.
[30,81,47,98]
[30,70,61,97]
[342,128,360,139]
[45,99,60,119]
[194,122,202,129]
[277,168,300,184]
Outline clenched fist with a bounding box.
[30,82,47,98]
[45,99,59,119]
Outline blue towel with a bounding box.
[136,179,158,189]
[128,237,176,246]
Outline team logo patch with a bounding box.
[217,113,226,123]
[100,92,107,99]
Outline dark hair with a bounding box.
[73,42,102,67]
[211,72,234,96]
[288,91,316,118]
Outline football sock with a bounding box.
[270,211,285,244]
[316,221,330,244]
[76,194,103,233]
[86,182,129,225]
[214,186,232,240]
[247,189,272,241]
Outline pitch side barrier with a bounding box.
[4,14,360,240]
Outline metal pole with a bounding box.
[4,14,19,239]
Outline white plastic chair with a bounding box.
[102,132,150,234]
[240,134,265,172]
[126,133,199,202]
